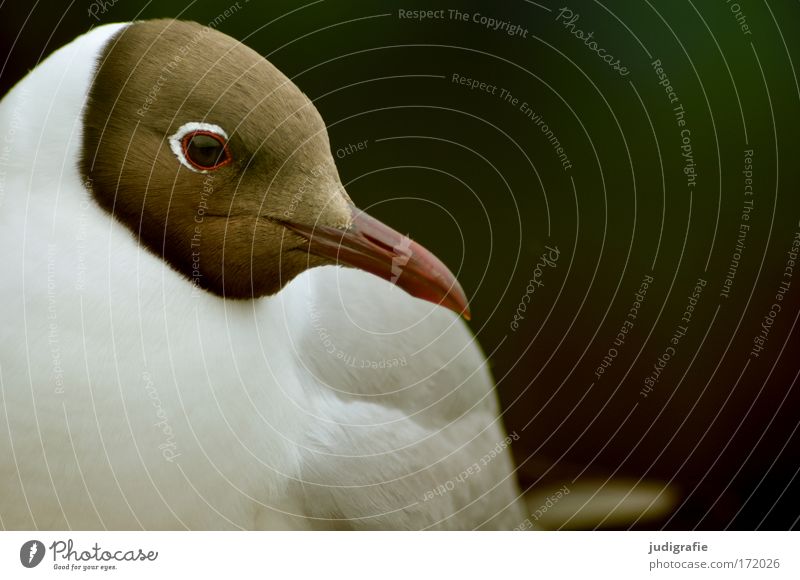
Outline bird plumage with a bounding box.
[0,23,525,530]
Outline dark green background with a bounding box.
[3,0,798,529]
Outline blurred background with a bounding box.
[2,0,798,529]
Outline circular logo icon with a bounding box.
[20,540,45,568]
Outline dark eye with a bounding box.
[181,131,231,170]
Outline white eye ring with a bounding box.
[168,122,229,173]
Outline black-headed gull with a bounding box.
[0,20,528,530]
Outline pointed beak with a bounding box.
[280,205,471,320]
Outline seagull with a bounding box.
[0,20,528,530]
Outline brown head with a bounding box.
[81,19,469,317]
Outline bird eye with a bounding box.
[181,131,230,171]
[168,122,232,173]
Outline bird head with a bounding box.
[80,19,469,318]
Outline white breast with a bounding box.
[0,24,525,529]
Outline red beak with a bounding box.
[280,206,471,320]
